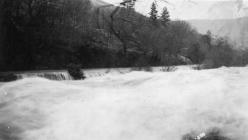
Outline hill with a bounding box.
[188,17,248,49]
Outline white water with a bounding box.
[1,66,248,140]
[15,66,195,80]
[16,71,73,80]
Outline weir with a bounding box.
[16,71,73,81]
[11,68,133,81]
[13,67,155,80]
[1,65,199,81]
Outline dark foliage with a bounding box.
[67,64,85,80]
[149,2,158,24]
[0,73,18,82]
[187,43,205,64]
[0,0,247,72]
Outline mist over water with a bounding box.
[1,67,248,140]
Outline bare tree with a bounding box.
[101,2,146,54]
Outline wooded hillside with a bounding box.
[0,0,247,71]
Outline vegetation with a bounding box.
[0,0,247,72]
[67,64,85,80]
[0,73,18,82]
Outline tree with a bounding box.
[154,20,198,66]
[149,2,158,24]
[202,30,212,48]
[120,0,136,9]
[103,3,147,55]
[187,43,205,64]
[160,7,170,26]
[204,38,234,68]
[0,0,93,71]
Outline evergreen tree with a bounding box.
[203,30,212,48]
[160,7,170,26]
[149,2,158,23]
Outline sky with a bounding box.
[102,0,248,20]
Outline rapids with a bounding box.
[1,66,248,140]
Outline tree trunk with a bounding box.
[0,0,4,70]
[123,43,127,55]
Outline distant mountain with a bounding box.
[91,0,112,7]
[103,0,248,20]
[91,0,248,50]
[188,17,248,49]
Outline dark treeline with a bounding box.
[0,0,247,71]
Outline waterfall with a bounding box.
[16,71,73,81]
[2,65,198,81]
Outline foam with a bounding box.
[1,67,248,140]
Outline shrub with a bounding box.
[0,73,18,82]
[203,38,235,69]
[67,64,85,80]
